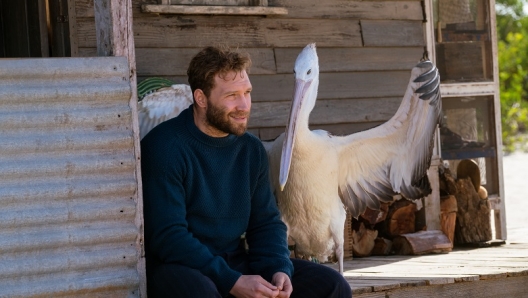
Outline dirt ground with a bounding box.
[503,151,528,243]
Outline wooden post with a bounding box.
[94,1,145,296]
[425,157,442,230]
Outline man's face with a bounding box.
[204,70,252,136]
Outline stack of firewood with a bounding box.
[348,195,452,257]
[439,160,492,244]
[346,158,492,258]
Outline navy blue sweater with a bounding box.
[141,106,293,296]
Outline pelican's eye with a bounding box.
[307,69,312,75]
[293,69,296,74]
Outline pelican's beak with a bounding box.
[279,78,312,191]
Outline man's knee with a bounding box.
[290,258,352,298]
[147,263,221,298]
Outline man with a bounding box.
[141,46,352,298]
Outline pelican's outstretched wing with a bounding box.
[335,60,442,218]
[138,84,193,139]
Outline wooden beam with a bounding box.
[272,0,423,20]
[93,0,145,296]
[361,20,425,47]
[78,17,363,48]
[141,4,288,15]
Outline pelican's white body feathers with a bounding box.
[138,84,193,139]
[264,43,442,273]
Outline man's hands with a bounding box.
[229,273,292,298]
[271,272,292,298]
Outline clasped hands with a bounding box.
[229,272,292,298]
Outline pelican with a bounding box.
[264,43,442,274]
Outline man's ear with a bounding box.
[194,89,207,108]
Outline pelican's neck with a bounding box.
[294,78,319,144]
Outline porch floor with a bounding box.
[325,242,528,297]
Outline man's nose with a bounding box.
[236,94,251,111]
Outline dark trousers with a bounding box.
[147,254,352,298]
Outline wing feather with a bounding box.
[138,84,193,139]
[334,60,442,218]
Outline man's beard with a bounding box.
[205,100,249,136]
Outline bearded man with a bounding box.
[141,46,351,298]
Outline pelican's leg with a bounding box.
[330,207,346,275]
[336,243,344,275]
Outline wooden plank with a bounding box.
[94,0,114,56]
[249,71,410,102]
[93,0,145,296]
[362,20,425,47]
[271,0,423,20]
[275,47,424,73]
[335,244,528,296]
[68,0,79,57]
[170,0,255,5]
[349,276,428,289]
[144,70,410,102]
[76,0,422,19]
[38,0,50,57]
[351,280,401,291]
[382,275,528,298]
[249,97,402,128]
[425,161,442,230]
[78,47,97,56]
[76,0,154,17]
[77,17,362,48]
[134,48,277,76]
[141,4,288,15]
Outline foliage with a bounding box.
[496,0,528,152]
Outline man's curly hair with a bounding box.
[187,46,252,100]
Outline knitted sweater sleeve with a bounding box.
[245,142,294,281]
[141,138,241,296]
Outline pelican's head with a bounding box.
[279,43,320,190]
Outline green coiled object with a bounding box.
[137,77,177,101]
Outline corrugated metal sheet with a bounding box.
[0,57,142,297]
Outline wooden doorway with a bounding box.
[0,0,71,58]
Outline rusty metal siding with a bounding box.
[0,57,141,297]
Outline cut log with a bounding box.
[371,237,393,256]
[478,186,488,199]
[439,164,457,196]
[351,222,378,257]
[392,230,452,255]
[360,203,389,226]
[440,195,458,244]
[457,159,481,192]
[454,177,492,244]
[382,198,416,238]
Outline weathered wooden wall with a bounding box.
[74,0,426,139]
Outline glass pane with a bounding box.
[433,0,493,82]
[440,96,498,193]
